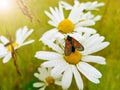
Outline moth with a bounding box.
[65,35,84,56]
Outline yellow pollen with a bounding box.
[58,19,74,34]
[64,50,82,64]
[45,76,55,86]
[7,42,19,51]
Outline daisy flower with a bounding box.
[40,1,99,49]
[33,67,61,90]
[60,0,104,11]
[0,26,34,63]
[60,0,104,22]
[35,32,110,90]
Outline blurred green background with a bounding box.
[0,0,119,90]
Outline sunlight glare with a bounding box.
[0,0,12,11]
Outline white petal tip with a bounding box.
[3,60,9,63]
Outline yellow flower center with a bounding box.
[45,76,55,86]
[58,19,74,34]
[64,50,82,64]
[7,42,19,51]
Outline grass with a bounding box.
[0,0,120,90]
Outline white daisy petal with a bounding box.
[82,55,106,65]
[39,86,46,90]
[71,65,83,90]
[45,11,58,27]
[61,0,104,11]
[40,29,64,53]
[0,36,9,45]
[21,26,28,40]
[16,26,34,45]
[78,69,100,84]
[74,0,80,6]
[42,38,64,54]
[58,2,64,20]
[16,27,28,44]
[40,28,58,42]
[48,20,57,27]
[75,27,96,35]
[85,28,97,34]
[34,73,44,81]
[84,35,105,49]
[81,62,102,78]
[38,67,52,81]
[76,20,95,27]
[45,3,64,27]
[93,15,101,21]
[0,44,7,58]
[60,1,72,10]
[77,62,101,83]
[49,7,60,24]
[62,66,73,90]
[41,60,61,67]
[44,10,54,21]
[34,73,40,78]
[85,1,104,10]
[33,82,45,88]
[19,40,34,47]
[3,53,11,63]
[83,34,100,44]
[55,80,61,86]
[16,28,22,44]
[38,67,49,77]
[82,42,110,55]
[83,11,94,19]
[35,51,63,61]
[22,29,34,42]
[68,5,84,24]
[47,67,52,75]
[55,7,65,23]
[51,63,68,78]
[81,32,93,42]
[22,26,28,33]
[0,53,6,58]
